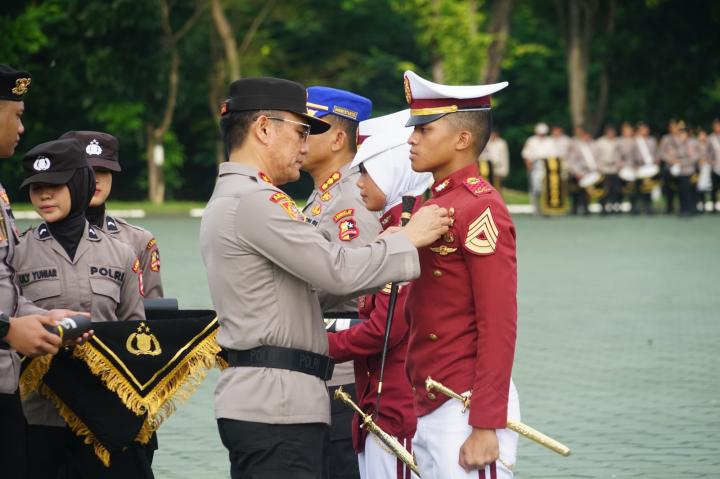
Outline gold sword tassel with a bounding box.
[425,377,571,457]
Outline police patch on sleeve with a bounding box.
[269,192,305,221]
[150,249,160,272]
[333,208,359,242]
[464,207,499,255]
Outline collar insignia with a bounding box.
[88,227,99,240]
[38,223,50,239]
[106,216,119,231]
[433,179,451,194]
[258,171,273,184]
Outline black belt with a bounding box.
[225,346,335,381]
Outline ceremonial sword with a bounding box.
[425,377,571,457]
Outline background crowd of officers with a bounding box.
[482,119,720,216]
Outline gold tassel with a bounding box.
[72,330,221,428]
[41,385,112,467]
[18,354,53,400]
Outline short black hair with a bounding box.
[446,110,493,156]
[323,114,359,153]
[220,109,278,156]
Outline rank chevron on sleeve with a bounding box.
[464,207,499,255]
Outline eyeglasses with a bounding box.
[266,116,311,142]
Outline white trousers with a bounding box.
[412,380,520,479]
[358,434,419,479]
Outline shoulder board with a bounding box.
[320,171,342,192]
[463,177,493,196]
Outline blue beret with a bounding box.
[306,86,372,122]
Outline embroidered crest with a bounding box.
[463,177,492,196]
[333,208,354,223]
[403,75,412,104]
[337,218,359,242]
[320,172,342,191]
[320,191,332,202]
[86,139,102,156]
[12,77,31,96]
[150,249,160,272]
[146,238,157,250]
[126,322,161,356]
[464,207,499,255]
[269,192,304,221]
[311,203,322,216]
[33,156,51,171]
[258,171,273,184]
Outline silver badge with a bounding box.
[33,156,51,171]
[86,139,103,156]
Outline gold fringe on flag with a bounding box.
[41,385,112,467]
[71,328,221,429]
[19,354,53,400]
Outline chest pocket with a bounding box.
[89,277,121,304]
[18,269,62,302]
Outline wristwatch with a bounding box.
[0,312,10,349]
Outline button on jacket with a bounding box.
[95,214,163,298]
[200,162,419,425]
[0,183,45,394]
[405,164,517,429]
[13,221,145,426]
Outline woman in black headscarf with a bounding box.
[13,137,147,479]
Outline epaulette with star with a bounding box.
[463,176,493,196]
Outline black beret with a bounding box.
[21,138,89,188]
[0,65,31,101]
[221,77,330,134]
[59,131,121,172]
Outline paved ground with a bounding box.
[21,214,719,478]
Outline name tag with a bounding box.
[18,268,59,286]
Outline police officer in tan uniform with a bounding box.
[302,86,377,479]
[60,130,164,298]
[200,77,450,478]
[0,65,88,479]
[13,137,146,478]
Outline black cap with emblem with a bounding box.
[59,131,121,172]
[0,65,31,101]
[221,77,331,134]
[20,138,89,188]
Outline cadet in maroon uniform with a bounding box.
[328,110,431,479]
[402,71,521,479]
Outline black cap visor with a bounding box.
[405,113,448,127]
[20,169,75,189]
[89,158,122,172]
[300,113,331,134]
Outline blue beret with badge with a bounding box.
[306,86,372,122]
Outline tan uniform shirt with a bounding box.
[95,214,163,298]
[566,139,597,177]
[13,222,145,425]
[708,133,720,174]
[0,184,45,394]
[593,137,621,174]
[633,136,658,168]
[302,163,381,387]
[200,162,419,425]
[660,136,699,176]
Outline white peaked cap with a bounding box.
[403,70,509,126]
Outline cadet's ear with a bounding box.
[330,129,347,153]
[455,130,473,152]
